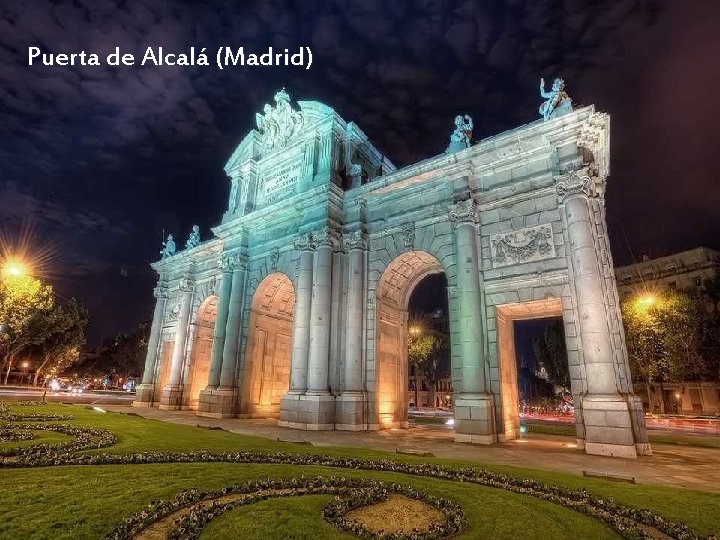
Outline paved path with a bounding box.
[105,405,720,494]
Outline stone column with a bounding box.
[336,230,367,430]
[299,226,337,429]
[219,257,248,391]
[280,234,315,427]
[159,278,194,410]
[449,200,495,443]
[197,255,234,416]
[557,169,639,459]
[133,280,168,407]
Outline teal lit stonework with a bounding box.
[134,89,650,459]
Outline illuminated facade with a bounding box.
[134,91,650,458]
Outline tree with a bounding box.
[32,298,88,386]
[621,289,705,413]
[0,273,55,383]
[75,322,149,380]
[697,278,720,381]
[407,316,449,408]
[657,292,705,392]
[532,320,570,390]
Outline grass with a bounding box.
[0,403,718,539]
[202,494,355,539]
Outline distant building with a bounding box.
[615,247,720,298]
[615,248,720,416]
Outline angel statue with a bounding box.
[445,114,474,154]
[185,225,201,249]
[160,233,176,259]
[539,77,573,120]
[255,88,304,150]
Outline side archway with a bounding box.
[185,295,219,409]
[374,250,445,428]
[239,272,295,418]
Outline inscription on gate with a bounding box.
[262,162,300,204]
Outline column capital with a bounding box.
[312,226,341,249]
[449,198,479,225]
[294,232,316,251]
[153,285,169,299]
[343,230,368,251]
[220,252,247,272]
[555,166,604,202]
[178,278,194,293]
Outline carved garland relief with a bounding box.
[490,223,555,268]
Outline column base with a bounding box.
[133,383,155,407]
[453,393,495,444]
[582,394,638,459]
[279,391,303,425]
[279,392,335,430]
[158,384,184,410]
[335,391,367,431]
[627,393,652,456]
[197,387,237,418]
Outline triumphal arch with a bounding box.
[134,88,650,459]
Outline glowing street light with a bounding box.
[2,258,29,280]
[409,326,421,335]
[636,294,656,307]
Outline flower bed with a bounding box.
[106,476,466,540]
[0,402,117,459]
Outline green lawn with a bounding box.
[0,403,718,539]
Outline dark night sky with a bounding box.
[1,1,719,345]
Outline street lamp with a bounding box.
[2,258,28,280]
[636,294,656,308]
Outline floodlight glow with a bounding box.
[445,418,455,426]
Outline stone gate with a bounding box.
[134,89,651,459]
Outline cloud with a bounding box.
[3,0,719,343]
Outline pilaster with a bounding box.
[198,253,243,417]
[297,226,339,429]
[448,199,495,443]
[336,230,368,430]
[557,167,643,458]
[280,233,315,426]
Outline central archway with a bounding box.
[375,250,445,428]
[239,272,295,418]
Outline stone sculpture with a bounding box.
[539,77,573,120]
[160,234,176,258]
[445,114,473,154]
[185,225,201,249]
[255,88,304,150]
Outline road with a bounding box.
[521,412,720,437]
[0,386,136,405]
